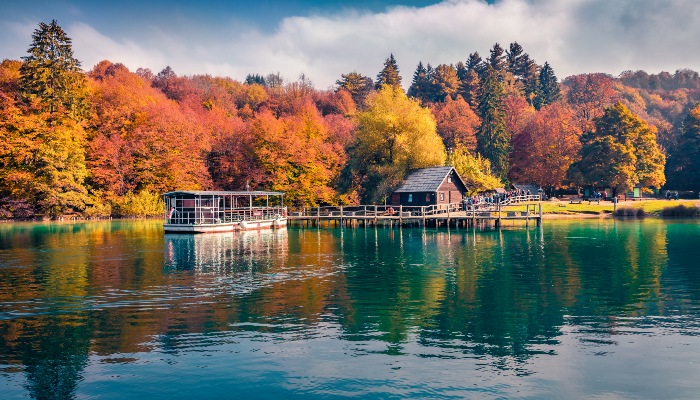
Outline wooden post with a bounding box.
[399,204,403,226]
[340,205,344,227]
[374,205,378,226]
[497,203,501,229]
[538,202,543,226]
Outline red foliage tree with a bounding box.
[509,102,581,193]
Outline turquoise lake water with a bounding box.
[1,219,699,399]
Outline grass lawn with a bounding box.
[541,199,700,216]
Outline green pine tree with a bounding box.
[407,61,430,103]
[539,62,561,107]
[666,104,700,190]
[466,52,484,74]
[336,71,374,106]
[476,65,510,180]
[19,20,87,121]
[458,69,480,109]
[375,53,402,90]
[488,43,507,72]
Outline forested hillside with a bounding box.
[1,21,699,218]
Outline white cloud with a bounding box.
[70,22,166,72]
[4,0,700,89]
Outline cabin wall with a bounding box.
[437,177,466,204]
[392,192,434,207]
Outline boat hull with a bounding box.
[164,218,287,234]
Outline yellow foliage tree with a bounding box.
[351,85,446,203]
[447,143,502,195]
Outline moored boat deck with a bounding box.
[162,191,287,233]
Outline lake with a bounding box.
[1,219,699,399]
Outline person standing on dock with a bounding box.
[168,207,177,222]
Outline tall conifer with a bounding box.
[19,20,87,121]
[476,65,510,180]
[539,62,561,107]
[375,54,402,90]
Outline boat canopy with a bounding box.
[162,190,284,197]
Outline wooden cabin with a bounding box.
[390,166,468,207]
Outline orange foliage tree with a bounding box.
[87,61,211,205]
[250,102,344,207]
[431,95,480,151]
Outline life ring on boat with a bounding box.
[387,207,395,215]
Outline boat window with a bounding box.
[177,199,195,208]
[408,194,412,203]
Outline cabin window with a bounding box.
[426,194,430,202]
[448,176,452,183]
[439,192,445,201]
[408,194,413,203]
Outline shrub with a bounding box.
[113,190,164,217]
[661,204,700,218]
[615,207,645,217]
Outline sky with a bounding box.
[1,0,698,89]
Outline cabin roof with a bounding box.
[511,184,540,193]
[394,166,464,193]
[162,190,284,197]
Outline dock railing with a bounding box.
[291,194,541,219]
[166,206,287,225]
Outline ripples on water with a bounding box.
[0,219,700,399]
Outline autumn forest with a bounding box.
[1,20,699,219]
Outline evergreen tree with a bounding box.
[506,42,525,77]
[245,74,266,86]
[466,52,484,74]
[539,62,561,107]
[666,104,700,190]
[521,58,542,109]
[336,71,373,106]
[488,43,507,72]
[458,69,480,109]
[456,61,468,82]
[476,65,510,180]
[375,53,402,90]
[407,61,430,103]
[19,19,87,120]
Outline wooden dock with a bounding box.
[288,195,543,229]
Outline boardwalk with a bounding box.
[288,195,543,229]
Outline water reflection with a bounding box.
[163,229,289,273]
[0,220,699,399]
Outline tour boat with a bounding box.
[162,190,287,233]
